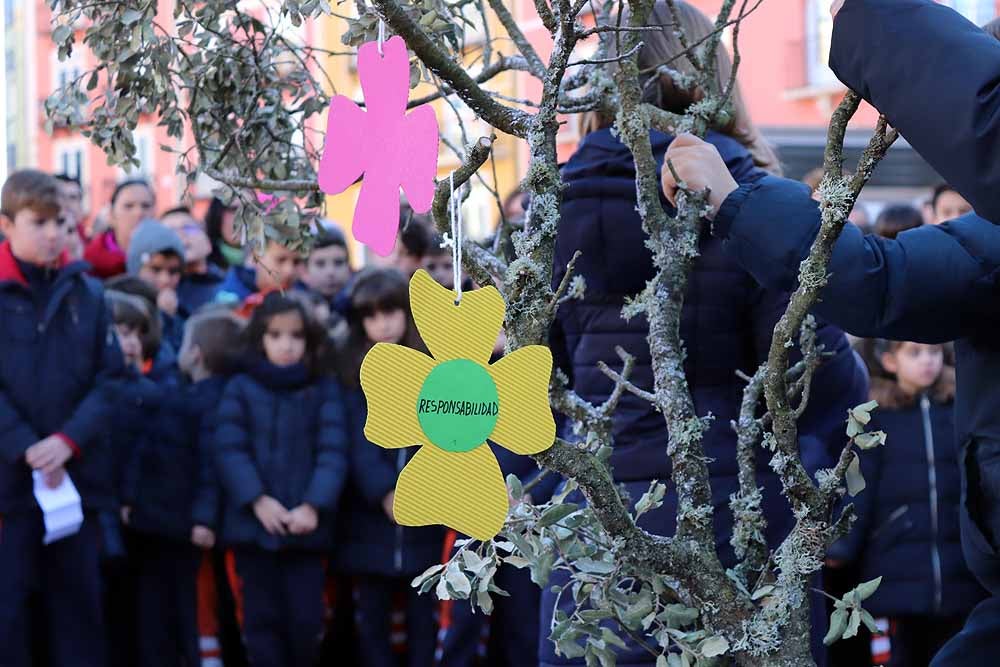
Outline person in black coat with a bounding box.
[660,3,1000,664]
[540,4,868,666]
[0,170,123,667]
[114,303,245,667]
[215,293,349,667]
[829,341,986,665]
[333,267,444,667]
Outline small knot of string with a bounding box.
[440,173,464,306]
[377,19,386,56]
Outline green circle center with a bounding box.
[417,359,499,453]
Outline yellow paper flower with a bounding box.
[360,269,555,540]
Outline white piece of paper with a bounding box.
[32,470,84,545]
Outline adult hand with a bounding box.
[831,0,844,18]
[382,491,396,523]
[661,134,739,220]
[25,435,74,474]
[286,504,319,535]
[157,288,179,317]
[191,525,216,549]
[253,495,290,536]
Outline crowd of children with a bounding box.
[3,163,992,667]
[0,170,542,667]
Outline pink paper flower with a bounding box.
[318,36,439,257]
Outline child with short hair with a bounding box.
[127,219,187,351]
[301,223,352,303]
[0,169,123,667]
[215,239,304,306]
[215,292,348,666]
[116,306,244,667]
[335,267,443,667]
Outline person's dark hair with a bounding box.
[243,291,328,375]
[314,223,348,251]
[398,204,432,258]
[205,197,237,268]
[53,173,81,188]
[161,205,193,219]
[104,275,162,358]
[931,183,959,210]
[106,290,154,334]
[424,233,449,258]
[1,170,62,220]
[111,179,153,206]
[184,310,244,375]
[338,267,422,387]
[873,204,923,239]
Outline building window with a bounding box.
[118,128,153,180]
[54,140,88,208]
[805,0,836,86]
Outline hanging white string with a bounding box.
[377,19,386,57]
[449,173,464,305]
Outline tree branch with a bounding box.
[486,0,548,79]
[370,0,533,138]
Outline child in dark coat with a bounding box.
[0,170,123,667]
[334,267,444,667]
[215,292,349,667]
[830,341,987,665]
[115,303,245,667]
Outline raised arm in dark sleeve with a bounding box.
[831,0,1000,222]
[715,176,1000,343]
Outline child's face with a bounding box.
[114,323,144,369]
[882,342,944,394]
[1,208,69,266]
[363,308,407,345]
[162,212,211,264]
[303,245,351,298]
[933,190,973,225]
[138,252,183,293]
[110,184,154,248]
[422,253,454,290]
[263,310,307,367]
[256,241,304,292]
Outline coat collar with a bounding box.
[0,240,75,287]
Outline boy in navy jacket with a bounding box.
[0,170,122,667]
[661,2,1000,663]
[118,307,243,667]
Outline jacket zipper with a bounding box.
[921,394,943,613]
[394,449,406,572]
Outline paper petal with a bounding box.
[410,269,504,364]
[398,104,439,214]
[361,343,437,449]
[394,444,509,541]
[487,346,555,454]
[318,96,367,195]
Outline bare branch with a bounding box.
[486,0,548,78]
[371,0,533,138]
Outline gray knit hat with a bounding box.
[127,219,186,275]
